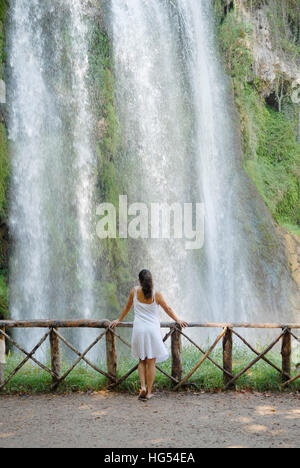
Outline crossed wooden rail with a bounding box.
[0,320,299,391]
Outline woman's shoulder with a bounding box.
[130,286,137,296]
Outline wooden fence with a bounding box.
[0,320,299,391]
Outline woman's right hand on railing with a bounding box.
[110,319,121,329]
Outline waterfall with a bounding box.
[110,0,297,326]
[6,0,297,358]
[7,0,97,352]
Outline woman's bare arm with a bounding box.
[110,288,135,328]
[156,292,188,328]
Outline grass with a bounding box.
[1,346,299,395]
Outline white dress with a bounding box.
[131,286,169,363]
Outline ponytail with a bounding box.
[139,270,153,300]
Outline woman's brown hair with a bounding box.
[139,269,153,300]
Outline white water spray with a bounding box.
[8,0,97,352]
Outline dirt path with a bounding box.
[0,391,299,448]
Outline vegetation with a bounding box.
[1,346,299,394]
[215,3,300,234]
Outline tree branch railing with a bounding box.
[0,321,299,391]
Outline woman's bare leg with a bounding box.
[138,359,147,397]
[146,358,156,398]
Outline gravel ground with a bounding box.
[0,391,299,448]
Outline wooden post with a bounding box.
[171,327,182,383]
[281,327,291,383]
[0,327,5,385]
[50,328,61,384]
[223,327,234,389]
[106,329,117,383]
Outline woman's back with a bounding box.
[133,286,159,326]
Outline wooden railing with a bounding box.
[0,320,299,391]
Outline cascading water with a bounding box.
[110,0,195,317]
[7,0,97,353]
[6,0,298,360]
[110,0,297,327]
[176,0,258,321]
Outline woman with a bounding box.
[110,270,188,400]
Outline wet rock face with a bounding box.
[218,0,300,102]
[243,7,299,96]
[85,0,105,30]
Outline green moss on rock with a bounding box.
[0,0,7,23]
